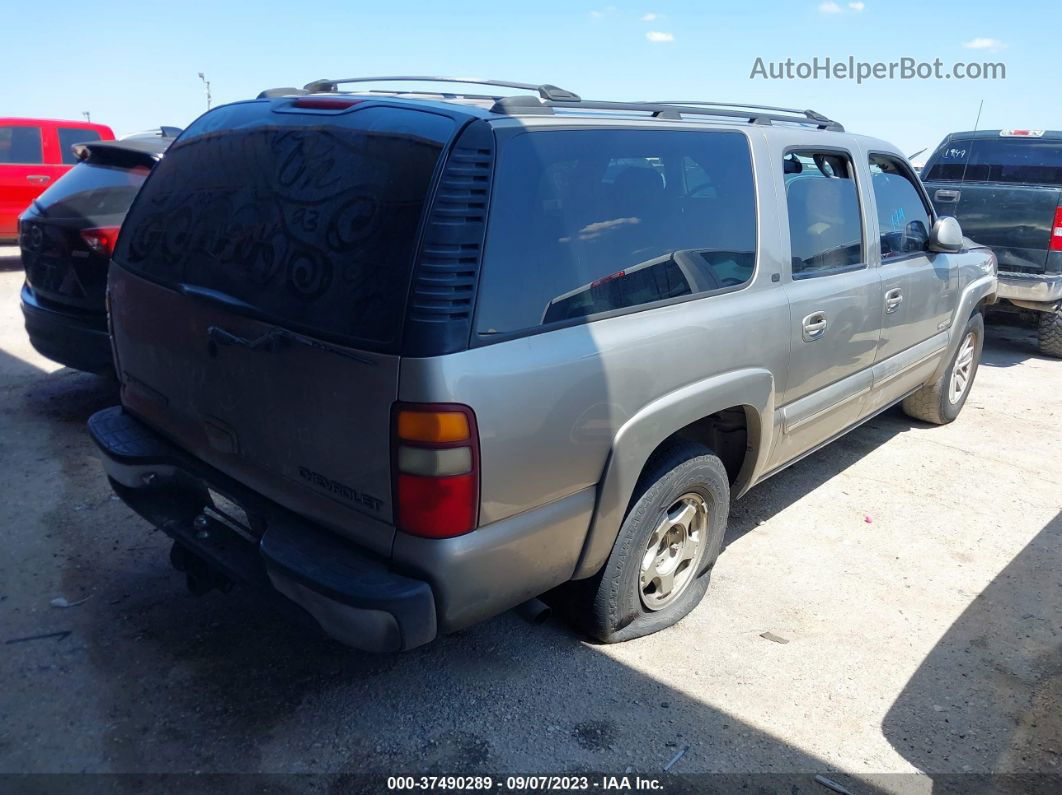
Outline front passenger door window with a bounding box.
[869,155,932,260]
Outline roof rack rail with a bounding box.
[652,101,840,130]
[489,97,844,131]
[301,76,581,102]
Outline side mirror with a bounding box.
[928,216,963,253]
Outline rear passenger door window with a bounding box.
[475,130,757,337]
[58,127,103,165]
[869,154,932,259]
[0,125,44,164]
[783,151,864,279]
[923,140,971,181]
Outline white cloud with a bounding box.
[963,37,1005,51]
[819,1,842,13]
[646,30,674,43]
[848,1,865,10]
[641,12,658,21]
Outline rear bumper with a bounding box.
[87,406,437,652]
[20,283,112,373]
[996,272,1062,307]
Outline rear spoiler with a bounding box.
[72,137,174,167]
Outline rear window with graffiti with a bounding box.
[114,103,454,350]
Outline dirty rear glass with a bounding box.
[475,129,756,337]
[114,103,454,350]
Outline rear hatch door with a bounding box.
[109,100,457,553]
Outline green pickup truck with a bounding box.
[922,129,1062,356]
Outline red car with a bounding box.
[0,118,115,240]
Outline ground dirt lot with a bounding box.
[0,246,1059,792]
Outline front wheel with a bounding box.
[575,440,729,643]
[902,312,984,425]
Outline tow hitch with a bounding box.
[169,539,234,596]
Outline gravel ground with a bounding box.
[0,246,1059,792]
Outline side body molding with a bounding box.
[572,368,776,579]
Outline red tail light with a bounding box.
[1051,207,1062,252]
[80,226,121,258]
[392,403,479,538]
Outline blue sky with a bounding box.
[3,0,1057,159]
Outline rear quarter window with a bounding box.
[475,129,756,338]
[114,103,454,351]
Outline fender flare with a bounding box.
[931,272,997,381]
[571,368,776,579]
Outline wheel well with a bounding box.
[664,406,752,486]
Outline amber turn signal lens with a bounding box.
[396,410,470,443]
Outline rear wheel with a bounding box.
[574,440,729,643]
[902,312,984,425]
[1037,306,1062,358]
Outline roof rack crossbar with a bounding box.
[491,98,844,131]
[302,76,581,102]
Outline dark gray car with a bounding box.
[19,130,177,372]
[88,78,997,651]
[922,129,1062,356]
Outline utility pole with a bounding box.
[198,72,212,110]
[82,111,91,122]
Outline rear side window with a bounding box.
[115,104,454,350]
[869,154,932,259]
[34,161,150,220]
[923,140,971,181]
[475,130,756,337]
[0,125,43,164]
[963,138,1062,185]
[58,128,103,164]
[784,151,864,279]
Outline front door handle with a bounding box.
[26,174,51,184]
[802,311,828,342]
[885,288,904,313]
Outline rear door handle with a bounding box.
[26,175,51,184]
[934,189,960,202]
[802,311,828,342]
[885,288,904,313]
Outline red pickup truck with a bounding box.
[0,118,115,240]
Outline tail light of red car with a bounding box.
[392,403,479,538]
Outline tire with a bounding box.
[902,312,984,425]
[1037,306,1062,358]
[575,440,729,643]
